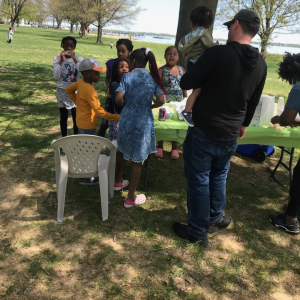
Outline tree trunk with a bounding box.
[96,23,103,44]
[175,0,219,69]
[70,23,74,33]
[53,17,55,28]
[75,23,79,31]
[260,34,269,60]
[81,22,89,38]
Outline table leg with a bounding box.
[270,147,294,186]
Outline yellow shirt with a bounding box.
[66,79,120,129]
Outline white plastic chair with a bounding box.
[49,135,116,222]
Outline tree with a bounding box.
[0,0,28,30]
[218,0,300,59]
[175,0,219,69]
[75,0,95,38]
[35,0,48,25]
[48,0,66,29]
[18,0,38,25]
[91,0,142,44]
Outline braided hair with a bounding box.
[130,48,166,95]
[278,52,300,83]
[116,39,133,52]
[61,36,77,48]
[111,58,129,83]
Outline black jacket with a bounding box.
[180,41,267,141]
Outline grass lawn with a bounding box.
[0,25,300,300]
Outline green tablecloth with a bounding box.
[154,119,300,148]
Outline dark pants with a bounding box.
[183,127,238,239]
[7,39,11,43]
[97,98,111,137]
[287,158,300,218]
[59,107,78,137]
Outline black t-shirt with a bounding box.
[180,41,267,141]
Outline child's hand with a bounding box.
[216,40,219,45]
[60,51,66,61]
[70,50,76,59]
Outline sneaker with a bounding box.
[124,194,146,208]
[79,177,99,185]
[180,110,194,127]
[269,213,299,234]
[208,216,231,233]
[172,222,208,246]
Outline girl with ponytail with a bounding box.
[114,48,165,208]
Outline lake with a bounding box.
[135,35,300,55]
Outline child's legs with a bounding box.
[157,141,164,149]
[127,162,143,202]
[185,88,201,112]
[70,107,78,135]
[172,141,178,150]
[59,107,69,137]
[116,152,126,184]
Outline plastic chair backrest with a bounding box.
[49,135,116,176]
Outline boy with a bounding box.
[178,6,218,127]
[66,57,120,184]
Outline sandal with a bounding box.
[155,148,163,158]
[114,180,129,191]
[124,194,146,208]
[171,150,179,160]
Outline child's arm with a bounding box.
[202,30,216,49]
[185,88,201,112]
[53,56,63,80]
[89,89,120,122]
[105,69,111,89]
[65,82,78,105]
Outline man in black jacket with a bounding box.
[173,9,267,246]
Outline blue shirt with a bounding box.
[285,81,300,112]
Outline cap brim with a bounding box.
[223,21,232,26]
[94,66,106,72]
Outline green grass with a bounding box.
[0,25,300,299]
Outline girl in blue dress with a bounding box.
[115,48,166,208]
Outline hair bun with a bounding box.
[145,48,151,56]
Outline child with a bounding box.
[110,42,113,49]
[114,48,165,207]
[66,58,120,185]
[7,27,13,43]
[53,36,83,137]
[108,58,129,148]
[178,6,218,127]
[98,39,134,137]
[155,46,187,159]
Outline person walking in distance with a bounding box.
[7,27,13,43]
[173,9,267,247]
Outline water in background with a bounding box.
[135,35,300,55]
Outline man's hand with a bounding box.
[271,115,280,125]
[239,125,246,139]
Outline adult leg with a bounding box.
[183,128,213,239]
[59,107,69,137]
[70,107,78,135]
[286,158,300,219]
[208,139,237,232]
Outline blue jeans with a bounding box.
[78,128,96,135]
[183,127,238,239]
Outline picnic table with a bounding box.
[143,120,300,191]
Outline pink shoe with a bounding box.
[124,194,146,208]
[114,180,129,191]
[171,150,179,160]
[155,148,163,158]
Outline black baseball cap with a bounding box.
[223,9,260,29]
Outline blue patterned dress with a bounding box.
[160,65,184,102]
[116,68,164,162]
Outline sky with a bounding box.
[105,0,300,45]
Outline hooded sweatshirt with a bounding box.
[180,41,267,141]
